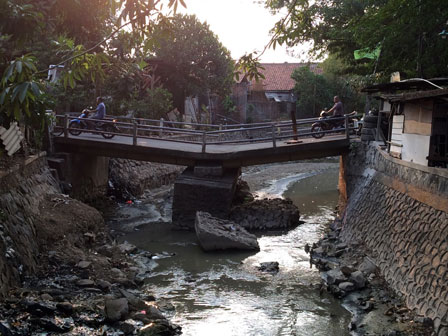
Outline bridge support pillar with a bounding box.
[70,154,109,202]
[172,166,240,230]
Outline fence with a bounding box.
[52,114,354,153]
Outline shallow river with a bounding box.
[114,163,351,336]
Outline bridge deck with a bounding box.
[54,132,350,168]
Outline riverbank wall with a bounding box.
[0,154,60,295]
[340,142,448,335]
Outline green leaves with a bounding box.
[148,14,234,99]
[54,37,109,89]
[234,53,265,82]
[2,55,37,87]
[264,0,448,79]
[0,55,47,123]
[168,0,187,13]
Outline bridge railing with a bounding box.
[52,113,355,152]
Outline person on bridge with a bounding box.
[325,96,344,127]
[88,96,106,120]
[86,96,106,129]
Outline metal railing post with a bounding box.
[291,110,298,140]
[64,114,69,138]
[159,118,164,137]
[133,121,137,146]
[202,131,207,153]
[272,125,277,148]
[345,115,350,140]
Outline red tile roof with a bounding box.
[249,63,322,92]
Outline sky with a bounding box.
[178,0,310,63]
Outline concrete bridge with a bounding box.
[51,115,353,229]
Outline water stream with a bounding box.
[112,163,351,335]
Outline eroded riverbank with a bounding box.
[0,158,431,335]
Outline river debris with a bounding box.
[257,262,280,274]
[230,197,301,231]
[0,241,181,335]
[230,179,301,231]
[195,211,260,251]
[306,219,434,336]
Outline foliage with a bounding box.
[124,87,173,120]
[0,0,188,130]
[292,66,364,118]
[147,14,235,108]
[234,53,265,82]
[222,95,236,114]
[265,0,448,80]
[0,55,48,128]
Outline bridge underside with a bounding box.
[54,135,349,229]
[54,135,350,168]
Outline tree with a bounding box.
[265,0,448,80]
[0,0,187,131]
[124,87,173,120]
[292,66,364,118]
[147,14,234,112]
[292,67,333,118]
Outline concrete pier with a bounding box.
[172,166,239,230]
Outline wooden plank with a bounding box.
[393,115,404,122]
[390,149,402,159]
[403,120,431,136]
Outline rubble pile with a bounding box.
[0,242,181,336]
[307,220,434,336]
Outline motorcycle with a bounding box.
[68,109,119,139]
[311,111,357,139]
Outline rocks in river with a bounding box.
[24,300,57,317]
[117,241,138,254]
[76,261,91,269]
[105,298,129,322]
[350,270,366,289]
[322,268,347,286]
[56,302,74,315]
[76,279,95,287]
[257,262,279,274]
[0,322,13,336]
[195,212,259,251]
[97,279,112,291]
[138,319,181,336]
[339,282,356,292]
[232,179,254,204]
[359,257,377,276]
[30,317,72,333]
[230,198,300,230]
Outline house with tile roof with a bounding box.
[232,63,322,122]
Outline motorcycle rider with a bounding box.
[325,96,344,127]
[86,96,106,129]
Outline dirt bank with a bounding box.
[0,194,181,335]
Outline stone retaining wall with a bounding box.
[0,154,60,296]
[341,142,448,335]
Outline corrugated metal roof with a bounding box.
[362,78,448,93]
[0,122,23,156]
[241,63,322,92]
[381,88,448,102]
